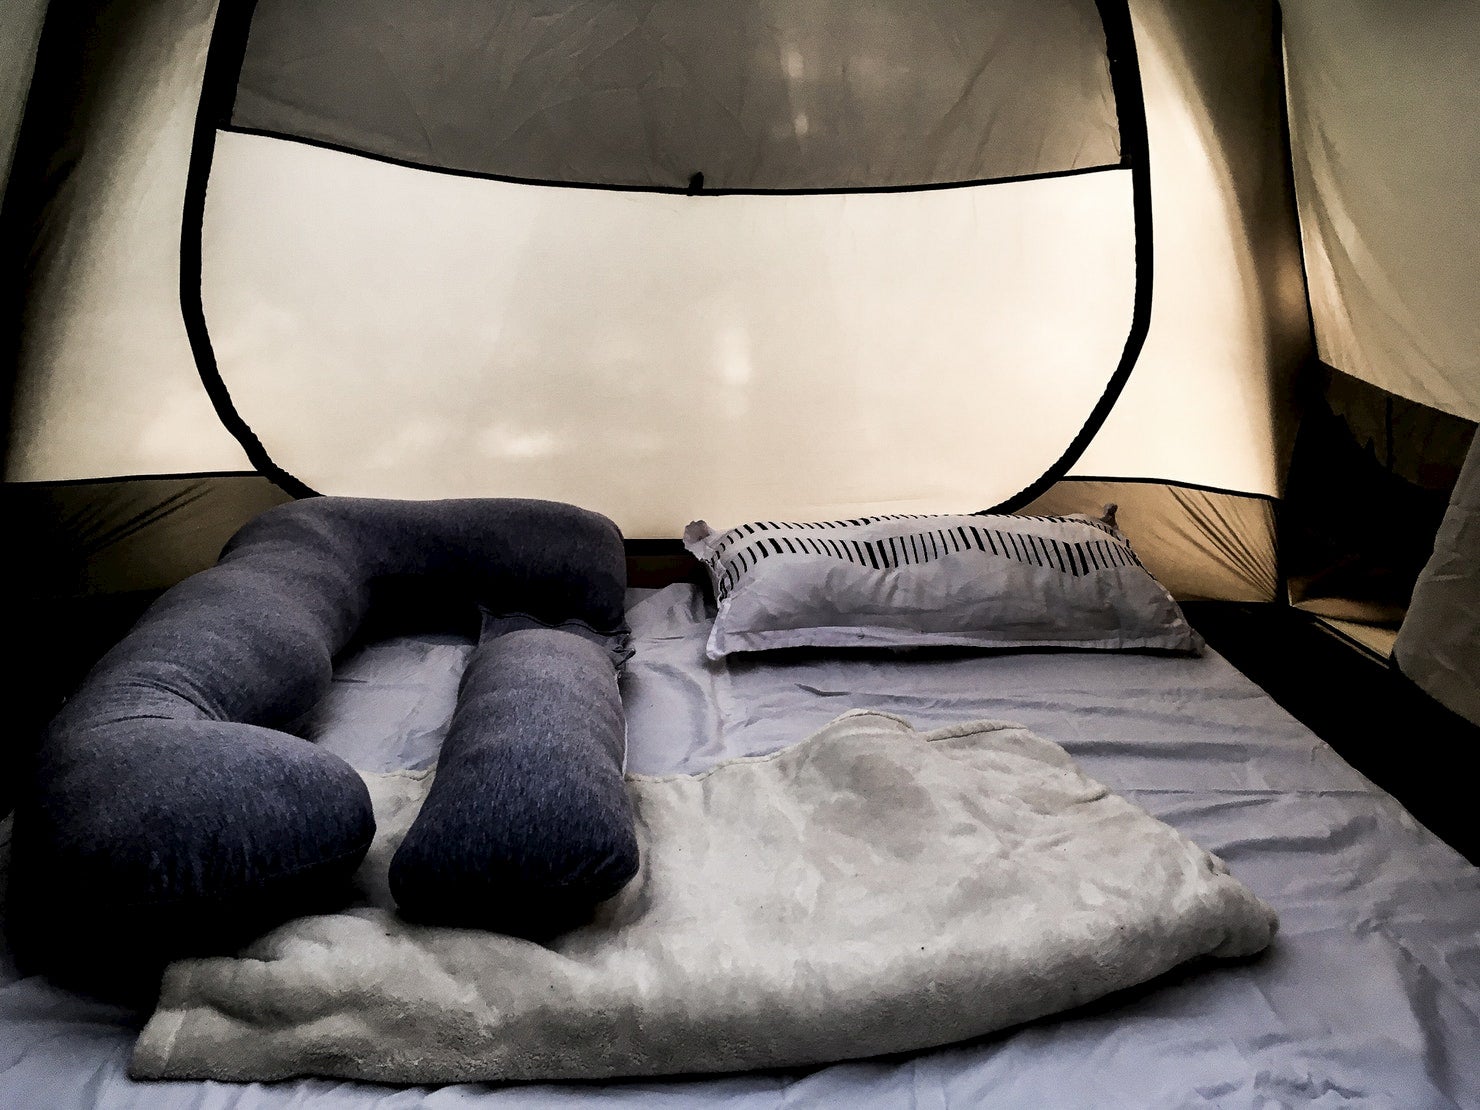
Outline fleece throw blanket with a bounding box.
[132,711,1277,1084]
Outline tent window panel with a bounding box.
[198,132,1136,532]
[229,0,1121,191]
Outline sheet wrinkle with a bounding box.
[1361,918,1480,1031]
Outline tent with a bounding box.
[5,0,1478,799]
[3,0,1480,1100]
[6,0,1476,719]
[3,0,1477,769]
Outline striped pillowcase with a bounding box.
[682,512,1199,659]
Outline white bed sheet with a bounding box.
[3,584,1477,1108]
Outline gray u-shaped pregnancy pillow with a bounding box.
[8,498,637,994]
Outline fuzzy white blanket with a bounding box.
[131,711,1276,1084]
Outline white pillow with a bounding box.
[682,511,1200,660]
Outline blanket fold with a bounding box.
[131,711,1276,1084]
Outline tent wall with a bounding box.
[0,0,1308,604]
[1023,479,1276,602]
[230,0,1123,192]
[1063,0,1307,496]
[0,0,49,197]
[1279,0,1480,677]
[5,472,288,596]
[1281,0,1480,422]
[1027,0,1306,603]
[1282,364,1476,628]
[1,0,248,483]
[1395,435,1480,728]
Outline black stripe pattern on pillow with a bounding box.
[701,515,1141,602]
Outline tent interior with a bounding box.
[1,0,1477,1103]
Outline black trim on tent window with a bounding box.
[8,470,263,487]
[985,0,1153,515]
[181,0,314,498]
[183,0,1152,503]
[1054,475,1279,503]
[215,124,1128,199]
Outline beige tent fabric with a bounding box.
[1071,0,1307,498]
[1395,437,1480,727]
[0,0,48,196]
[1282,0,1480,421]
[1023,480,1277,603]
[4,0,251,481]
[9,475,290,598]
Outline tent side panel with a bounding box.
[0,0,49,197]
[1282,363,1476,627]
[3,0,250,484]
[1394,436,1480,729]
[1069,0,1308,499]
[1021,478,1276,603]
[4,473,290,596]
[1281,0,1480,421]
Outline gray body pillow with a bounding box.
[8,497,633,997]
[390,628,636,935]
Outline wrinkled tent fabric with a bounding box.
[6,474,289,596]
[0,0,48,196]
[1281,0,1480,422]
[1282,364,1477,627]
[1395,435,1480,728]
[232,0,1120,191]
[1,0,1307,607]
[1279,0,1480,660]
[1023,479,1277,603]
[2,0,240,477]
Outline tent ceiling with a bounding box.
[232,0,1120,192]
